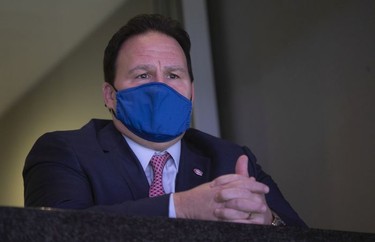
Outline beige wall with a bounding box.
[0,0,153,207]
[208,0,375,233]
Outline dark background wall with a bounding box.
[207,0,375,233]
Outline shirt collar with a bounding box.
[123,135,181,171]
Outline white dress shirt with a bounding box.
[124,136,180,218]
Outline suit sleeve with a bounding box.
[23,132,169,217]
[243,146,308,227]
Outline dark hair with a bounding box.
[103,14,194,86]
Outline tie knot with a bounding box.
[150,152,170,171]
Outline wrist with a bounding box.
[173,191,188,219]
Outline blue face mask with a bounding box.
[115,82,192,142]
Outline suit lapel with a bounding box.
[97,123,212,196]
[175,139,211,192]
[98,123,150,199]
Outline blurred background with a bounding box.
[0,0,374,233]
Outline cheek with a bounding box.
[169,83,192,99]
[114,81,131,90]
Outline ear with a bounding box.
[102,82,116,109]
[191,82,195,104]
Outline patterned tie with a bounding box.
[149,152,171,197]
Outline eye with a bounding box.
[136,73,150,79]
[168,73,180,79]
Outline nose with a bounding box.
[154,72,165,84]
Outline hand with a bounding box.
[173,182,224,221]
[212,155,273,224]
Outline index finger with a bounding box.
[211,174,250,187]
[212,176,269,194]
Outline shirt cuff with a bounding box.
[168,193,177,218]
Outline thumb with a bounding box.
[235,155,249,177]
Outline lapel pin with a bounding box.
[193,168,203,176]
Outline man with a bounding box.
[23,14,306,227]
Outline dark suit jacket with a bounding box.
[23,119,306,227]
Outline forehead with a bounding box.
[117,31,187,65]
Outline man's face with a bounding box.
[113,31,193,99]
[102,31,194,148]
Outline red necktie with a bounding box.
[149,152,170,197]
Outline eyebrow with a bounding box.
[164,66,188,74]
[128,65,155,75]
[128,65,187,75]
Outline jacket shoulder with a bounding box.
[38,119,112,138]
[184,128,237,148]
[183,128,257,163]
